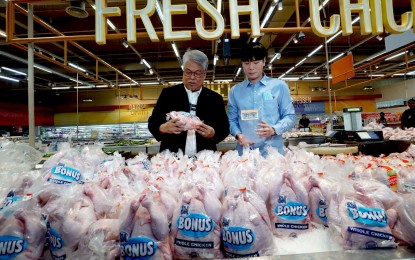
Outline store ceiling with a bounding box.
[0,0,414,105]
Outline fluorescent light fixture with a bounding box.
[269,52,281,63]
[370,74,385,77]
[281,77,300,81]
[286,67,295,74]
[52,86,70,90]
[308,45,323,57]
[328,53,344,63]
[366,50,387,62]
[303,77,321,80]
[217,0,222,12]
[171,43,180,58]
[74,86,93,89]
[260,5,276,28]
[214,79,232,82]
[168,81,182,85]
[34,65,52,73]
[252,38,258,43]
[107,20,116,31]
[82,97,93,102]
[118,83,133,87]
[314,70,318,75]
[327,31,342,43]
[408,71,415,75]
[69,78,80,83]
[351,17,360,25]
[295,57,307,67]
[142,59,151,69]
[69,62,86,72]
[213,54,219,66]
[363,86,373,90]
[0,75,19,82]
[95,85,109,88]
[140,82,159,85]
[156,0,164,23]
[236,67,242,76]
[376,35,383,41]
[1,66,26,76]
[385,51,407,61]
[149,69,154,75]
[0,30,6,37]
[132,80,139,85]
[277,1,283,10]
[122,39,129,48]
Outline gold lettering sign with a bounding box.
[95,0,414,44]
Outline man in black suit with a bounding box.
[148,49,229,155]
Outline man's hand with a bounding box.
[236,133,255,146]
[255,121,276,138]
[159,118,185,134]
[196,123,215,138]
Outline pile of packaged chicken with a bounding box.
[0,140,414,259]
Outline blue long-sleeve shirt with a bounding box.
[228,75,296,156]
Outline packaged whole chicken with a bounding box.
[221,188,276,258]
[269,171,310,237]
[119,191,172,260]
[387,193,415,246]
[0,198,46,260]
[328,181,397,249]
[166,111,202,131]
[170,184,222,259]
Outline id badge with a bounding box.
[241,110,259,121]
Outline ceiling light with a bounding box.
[363,86,373,90]
[1,66,26,76]
[314,70,317,75]
[52,86,70,90]
[140,59,144,65]
[68,62,86,72]
[293,37,298,44]
[269,52,281,63]
[95,85,109,88]
[142,59,151,69]
[213,54,219,66]
[303,76,321,80]
[122,38,129,48]
[376,35,383,41]
[82,97,93,102]
[34,65,52,73]
[66,1,89,18]
[0,75,19,82]
[260,4,277,28]
[409,51,414,56]
[171,43,180,58]
[107,20,116,31]
[308,45,323,57]
[140,82,159,85]
[385,51,407,61]
[375,65,379,69]
[0,30,6,37]
[236,67,241,76]
[370,74,384,77]
[328,53,344,63]
[268,64,272,70]
[281,77,299,81]
[74,86,93,89]
[277,1,283,10]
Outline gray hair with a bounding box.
[182,49,208,71]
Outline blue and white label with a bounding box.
[50,163,82,183]
[275,201,308,221]
[222,226,255,251]
[47,227,64,252]
[346,201,388,227]
[120,236,157,260]
[347,226,393,241]
[0,236,27,259]
[0,191,20,211]
[176,213,214,238]
[316,199,327,222]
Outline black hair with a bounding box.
[408,98,415,103]
[241,42,267,62]
[380,112,385,116]
[302,114,306,116]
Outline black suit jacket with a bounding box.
[148,84,230,153]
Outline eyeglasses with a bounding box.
[184,70,205,78]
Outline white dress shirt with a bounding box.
[184,86,202,156]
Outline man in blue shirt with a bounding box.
[228,42,296,156]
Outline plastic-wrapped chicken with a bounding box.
[268,171,310,238]
[387,193,415,246]
[328,180,397,249]
[0,198,46,260]
[166,111,202,131]
[119,191,172,260]
[42,147,86,185]
[221,188,276,258]
[170,184,222,259]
